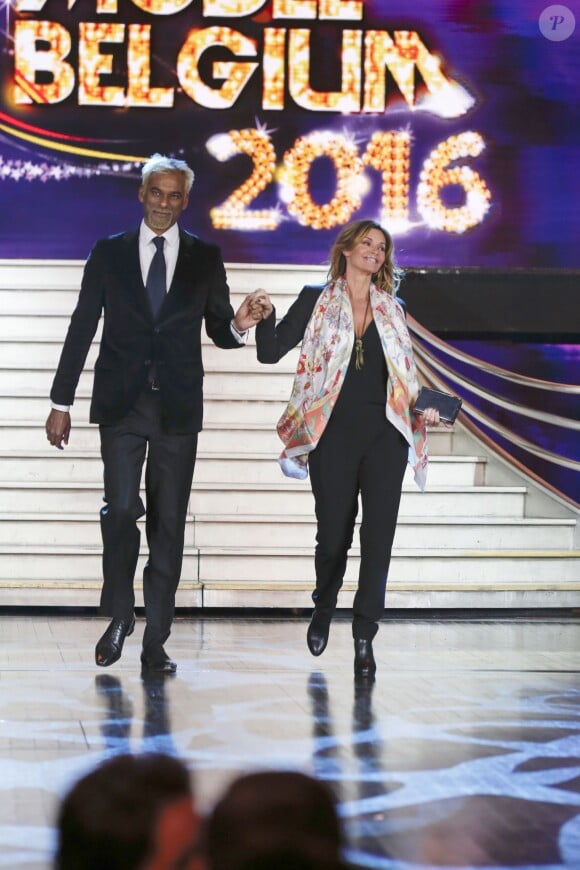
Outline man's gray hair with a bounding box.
[141,153,195,194]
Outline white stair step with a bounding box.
[0,513,195,546]
[2,315,84,341]
[0,512,572,550]
[0,260,326,283]
[0,575,202,608]
[0,545,198,581]
[0,421,283,453]
[197,546,580,585]
[0,482,105,512]
[207,397,284,425]
[0,369,296,399]
[0,297,299,341]
[198,426,280,454]
[0,261,85,290]
[0,394,285,424]
[0,341,298,374]
[0,420,455,455]
[0,451,486,487]
[189,483,525,518]
[200,579,580,610]
[0,580,203,608]
[0,573,576,610]
[0,338,293,372]
[203,371,292,398]
[0,395,90,419]
[0,289,81,315]
[0,286,301,316]
[1,422,455,457]
[0,480,528,517]
[0,261,325,294]
[1,422,100,451]
[186,453,484,489]
[0,545,577,586]
[191,514,574,551]
[0,343,99,369]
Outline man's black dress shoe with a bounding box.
[140,645,177,674]
[354,638,376,680]
[95,617,135,667]
[307,611,331,657]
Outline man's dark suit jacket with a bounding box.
[51,228,241,434]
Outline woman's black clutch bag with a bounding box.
[414,387,462,424]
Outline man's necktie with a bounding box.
[146,236,166,317]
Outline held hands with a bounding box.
[45,409,71,450]
[233,290,274,332]
[249,290,274,321]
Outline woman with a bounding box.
[253,220,443,679]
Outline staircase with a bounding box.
[0,260,578,610]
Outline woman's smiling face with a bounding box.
[343,228,387,276]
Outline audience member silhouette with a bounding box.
[205,769,349,870]
[55,752,201,870]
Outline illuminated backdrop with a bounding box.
[1,0,579,265]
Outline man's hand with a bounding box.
[234,290,274,332]
[45,409,71,450]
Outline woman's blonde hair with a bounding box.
[327,219,401,295]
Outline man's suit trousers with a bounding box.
[99,389,198,649]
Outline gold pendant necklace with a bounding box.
[351,292,371,370]
[354,337,365,371]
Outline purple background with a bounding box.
[1,0,579,266]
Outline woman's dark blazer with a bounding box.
[256,283,407,365]
[255,285,324,364]
[50,228,240,434]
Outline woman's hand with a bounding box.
[421,407,453,429]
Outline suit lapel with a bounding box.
[117,230,155,320]
[160,230,200,318]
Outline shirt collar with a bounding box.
[140,220,180,248]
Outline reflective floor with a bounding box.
[1,614,580,869]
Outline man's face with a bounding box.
[139,171,189,235]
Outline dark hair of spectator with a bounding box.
[205,770,344,870]
[55,752,192,870]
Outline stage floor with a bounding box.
[1,613,579,869]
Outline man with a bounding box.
[55,753,202,870]
[45,154,261,673]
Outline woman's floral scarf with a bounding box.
[277,277,428,490]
